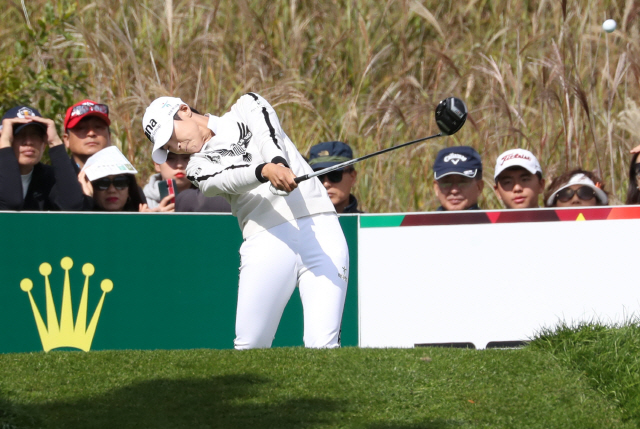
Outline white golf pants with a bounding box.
[234,213,349,350]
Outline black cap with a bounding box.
[308,141,353,171]
[1,106,46,135]
[433,146,482,180]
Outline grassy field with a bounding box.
[1,322,640,428]
[1,0,639,211]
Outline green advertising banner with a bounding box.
[0,213,358,353]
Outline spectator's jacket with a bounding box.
[175,188,232,213]
[144,173,231,212]
[142,173,164,209]
[0,145,87,211]
[343,194,363,213]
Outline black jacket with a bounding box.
[0,145,87,211]
[343,194,363,213]
[175,188,232,213]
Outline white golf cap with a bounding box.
[494,148,542,180]
[81,146,138,181]
[142,96,186,164]
[546,173,608,206]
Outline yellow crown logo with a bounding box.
[20,257,113,352]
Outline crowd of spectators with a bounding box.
[0,100,634,214]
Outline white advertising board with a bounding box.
[358,207,640,349]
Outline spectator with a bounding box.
[544,169,608,207]
[625,152,640,204]
[142,152,231,213]
[79,146,145,212]
[0,106,86,211]
[308,141,362,213]
[63,100,111,169]
[433,146,484,211]
[493,148,545,209]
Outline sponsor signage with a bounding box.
[0,213,358,353]
[358,207,640,349]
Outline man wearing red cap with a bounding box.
[62,100,111,169]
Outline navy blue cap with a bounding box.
[1,106,46,135]
[308,141,353,171]
[433,146,482,180]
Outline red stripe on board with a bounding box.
[607,206,640,220]
[400,211,491,227]
[555,207,611,221]
[491,210,560,223]
[396,207,640,227]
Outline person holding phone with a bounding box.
[142,93,348,350]
[142,151,231,212]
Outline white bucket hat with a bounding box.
[82,146,137,181]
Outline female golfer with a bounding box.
[143,93,348,349]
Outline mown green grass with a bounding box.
[0,346,634,429]
[530,319,640,424]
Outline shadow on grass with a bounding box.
[366,421,466,429]
[0,373,343,428]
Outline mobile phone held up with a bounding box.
[158,179,179,200]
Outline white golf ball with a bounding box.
[602,19,617,33]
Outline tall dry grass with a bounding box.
[2,0,639,212]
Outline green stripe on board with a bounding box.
[360,215,405,228]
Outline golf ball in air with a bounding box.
[602,19,617,33]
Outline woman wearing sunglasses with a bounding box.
[90,174,143,211]
[79,147,145,211]
[544,169,608,207]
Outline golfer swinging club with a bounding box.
[142,93,348,349]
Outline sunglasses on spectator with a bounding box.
[317,169,353,184]
[70,103,109,118]
[92,175,129,191]
[555,186,596,203]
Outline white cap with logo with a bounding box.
[494,148,543,180]
[142,97,186,164]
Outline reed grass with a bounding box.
[2,0,639,212]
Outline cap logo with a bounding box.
[144,119,158,142]
[318,150,330,156]
[444,153,467,165]
[464,170,474,176]
[17,108,35,118]
[500,153,531,166]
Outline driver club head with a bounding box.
[435,97,467,136]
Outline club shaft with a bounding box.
[294,133,443,183]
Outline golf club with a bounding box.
[294,96,468,184]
